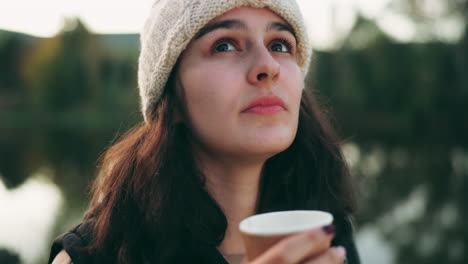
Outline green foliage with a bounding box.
[306,16,468,264]
[21,19,96,110]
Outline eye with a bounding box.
[270,38,293,53]
[212,38,237,53]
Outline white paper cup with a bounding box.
[239,210,333,260]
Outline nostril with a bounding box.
[257,73,267,80]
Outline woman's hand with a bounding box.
[51,250,72,264]
[243,225,346,264]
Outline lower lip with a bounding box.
[244,105,284,115]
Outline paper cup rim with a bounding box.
[239,210,333,236]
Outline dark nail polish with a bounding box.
[322,224,335,234]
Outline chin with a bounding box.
[241,136,294,157]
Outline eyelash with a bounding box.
[273,38,293,53]
[211,37,294,54]
[212,38,238,53]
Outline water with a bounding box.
[0,142,466,264]
[0,172,62,264]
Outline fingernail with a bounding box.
[322,224,335,234]
[333,246,347,259]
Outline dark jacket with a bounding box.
[48,215,360,264]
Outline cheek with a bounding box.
[280,63,303,145]
[282,62,304,113]
[180,62,243,143]
[182,63,241,117]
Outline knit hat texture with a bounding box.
[138,0,311,121]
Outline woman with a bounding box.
[50,0,360,263]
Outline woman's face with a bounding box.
[176,7,303,161]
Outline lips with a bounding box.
[242,95,286,115]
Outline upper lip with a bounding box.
[242,95,286,112]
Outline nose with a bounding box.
[247,45,280,86]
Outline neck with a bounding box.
[195,151,266,255]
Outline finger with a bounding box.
[240,256,249,264]
[52,250,72,264]
[302,247,347,264]
[252,224,336,264]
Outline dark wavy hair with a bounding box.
[83,69,358,263]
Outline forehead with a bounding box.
[211,6,286,23]
[194,6,296,40]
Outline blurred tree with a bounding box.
[307,4,468,263]
[0,33,22,93]
[21,18,99,112]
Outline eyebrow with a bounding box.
[266,21,296,37]
[195,20,247,39]
[195,19,297,40]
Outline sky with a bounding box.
[0,0,463,48]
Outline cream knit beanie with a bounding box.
[138,0,311,121]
